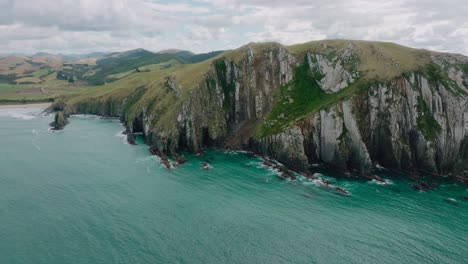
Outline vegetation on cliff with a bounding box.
[49,40,468,178]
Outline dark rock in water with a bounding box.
[411,184,427,192]
[173,153,188,165]
[172,153,188,167]
[335,187,351,196]
[49,111,69,130]
[149,147,171,169]
[419,181,432,189]
[200,162,210,170]
[369,174,386,183]
[127,133,137,145]
[300,172,318,180]
[160,158,171,169]
[262,158,296,180]
[149,147,158,156]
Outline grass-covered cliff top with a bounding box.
[292,40,433,80]
[54,39,467,138]
[33,40,460,101]
[59,40,465,101]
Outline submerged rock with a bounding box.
[149,147,171,169]
[335,187,351,196]
[173,153,188,165]
[49,111,69,130]
[200,162,211,170]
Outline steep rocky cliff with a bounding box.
[55,40,468,181]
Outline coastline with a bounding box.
[0,103,51,109]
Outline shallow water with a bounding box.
[0,108,467,264]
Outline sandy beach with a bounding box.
[0,103,51,109]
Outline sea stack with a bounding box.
[50,111,69,130]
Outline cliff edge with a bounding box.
[53,40,468,182]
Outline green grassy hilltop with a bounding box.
[0,48,223,104]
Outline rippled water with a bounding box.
[0,107,467,264]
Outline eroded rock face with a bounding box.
[50,111,69,130]
[254,71,467,175]
[307,53,356,93]
[59,42,468,179]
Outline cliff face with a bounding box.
[253,70,467,175]
[57,40,468,179]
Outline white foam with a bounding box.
[70,114,101,120]
[115,130,129,144]
[0,108,41,120]
[259,162,282,177]
[200,162,213,170]
[135,156,156,164]
[223,150,249,155]
[375,163,386,171]
[31,128,41,151]
[0,109,35,120]
[31,141,41,151]
[301,181,316,186]
[367,179,393,186]
[14,114,35,120]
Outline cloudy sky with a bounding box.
[1,0,467,55]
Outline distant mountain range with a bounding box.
[0,48,225,85]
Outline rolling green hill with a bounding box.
[0,48,225,103]
[82,49,189,85]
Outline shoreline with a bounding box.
[0,103,51,109]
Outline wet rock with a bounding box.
[149,147,171,169]
[411,183,428,192]
[262,158,296,180]
[200,162,211,170]
[364,174,387,184]
[173,153,188,165]
[127,133,137,145]
[49,111,69,130]
[335,187,351,196]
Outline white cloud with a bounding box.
[0,0,467,55]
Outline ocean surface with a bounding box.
[0,107,467,264]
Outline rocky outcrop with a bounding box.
[254,71,467,177]
[49,111,69,130]
[55,40,468,182]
